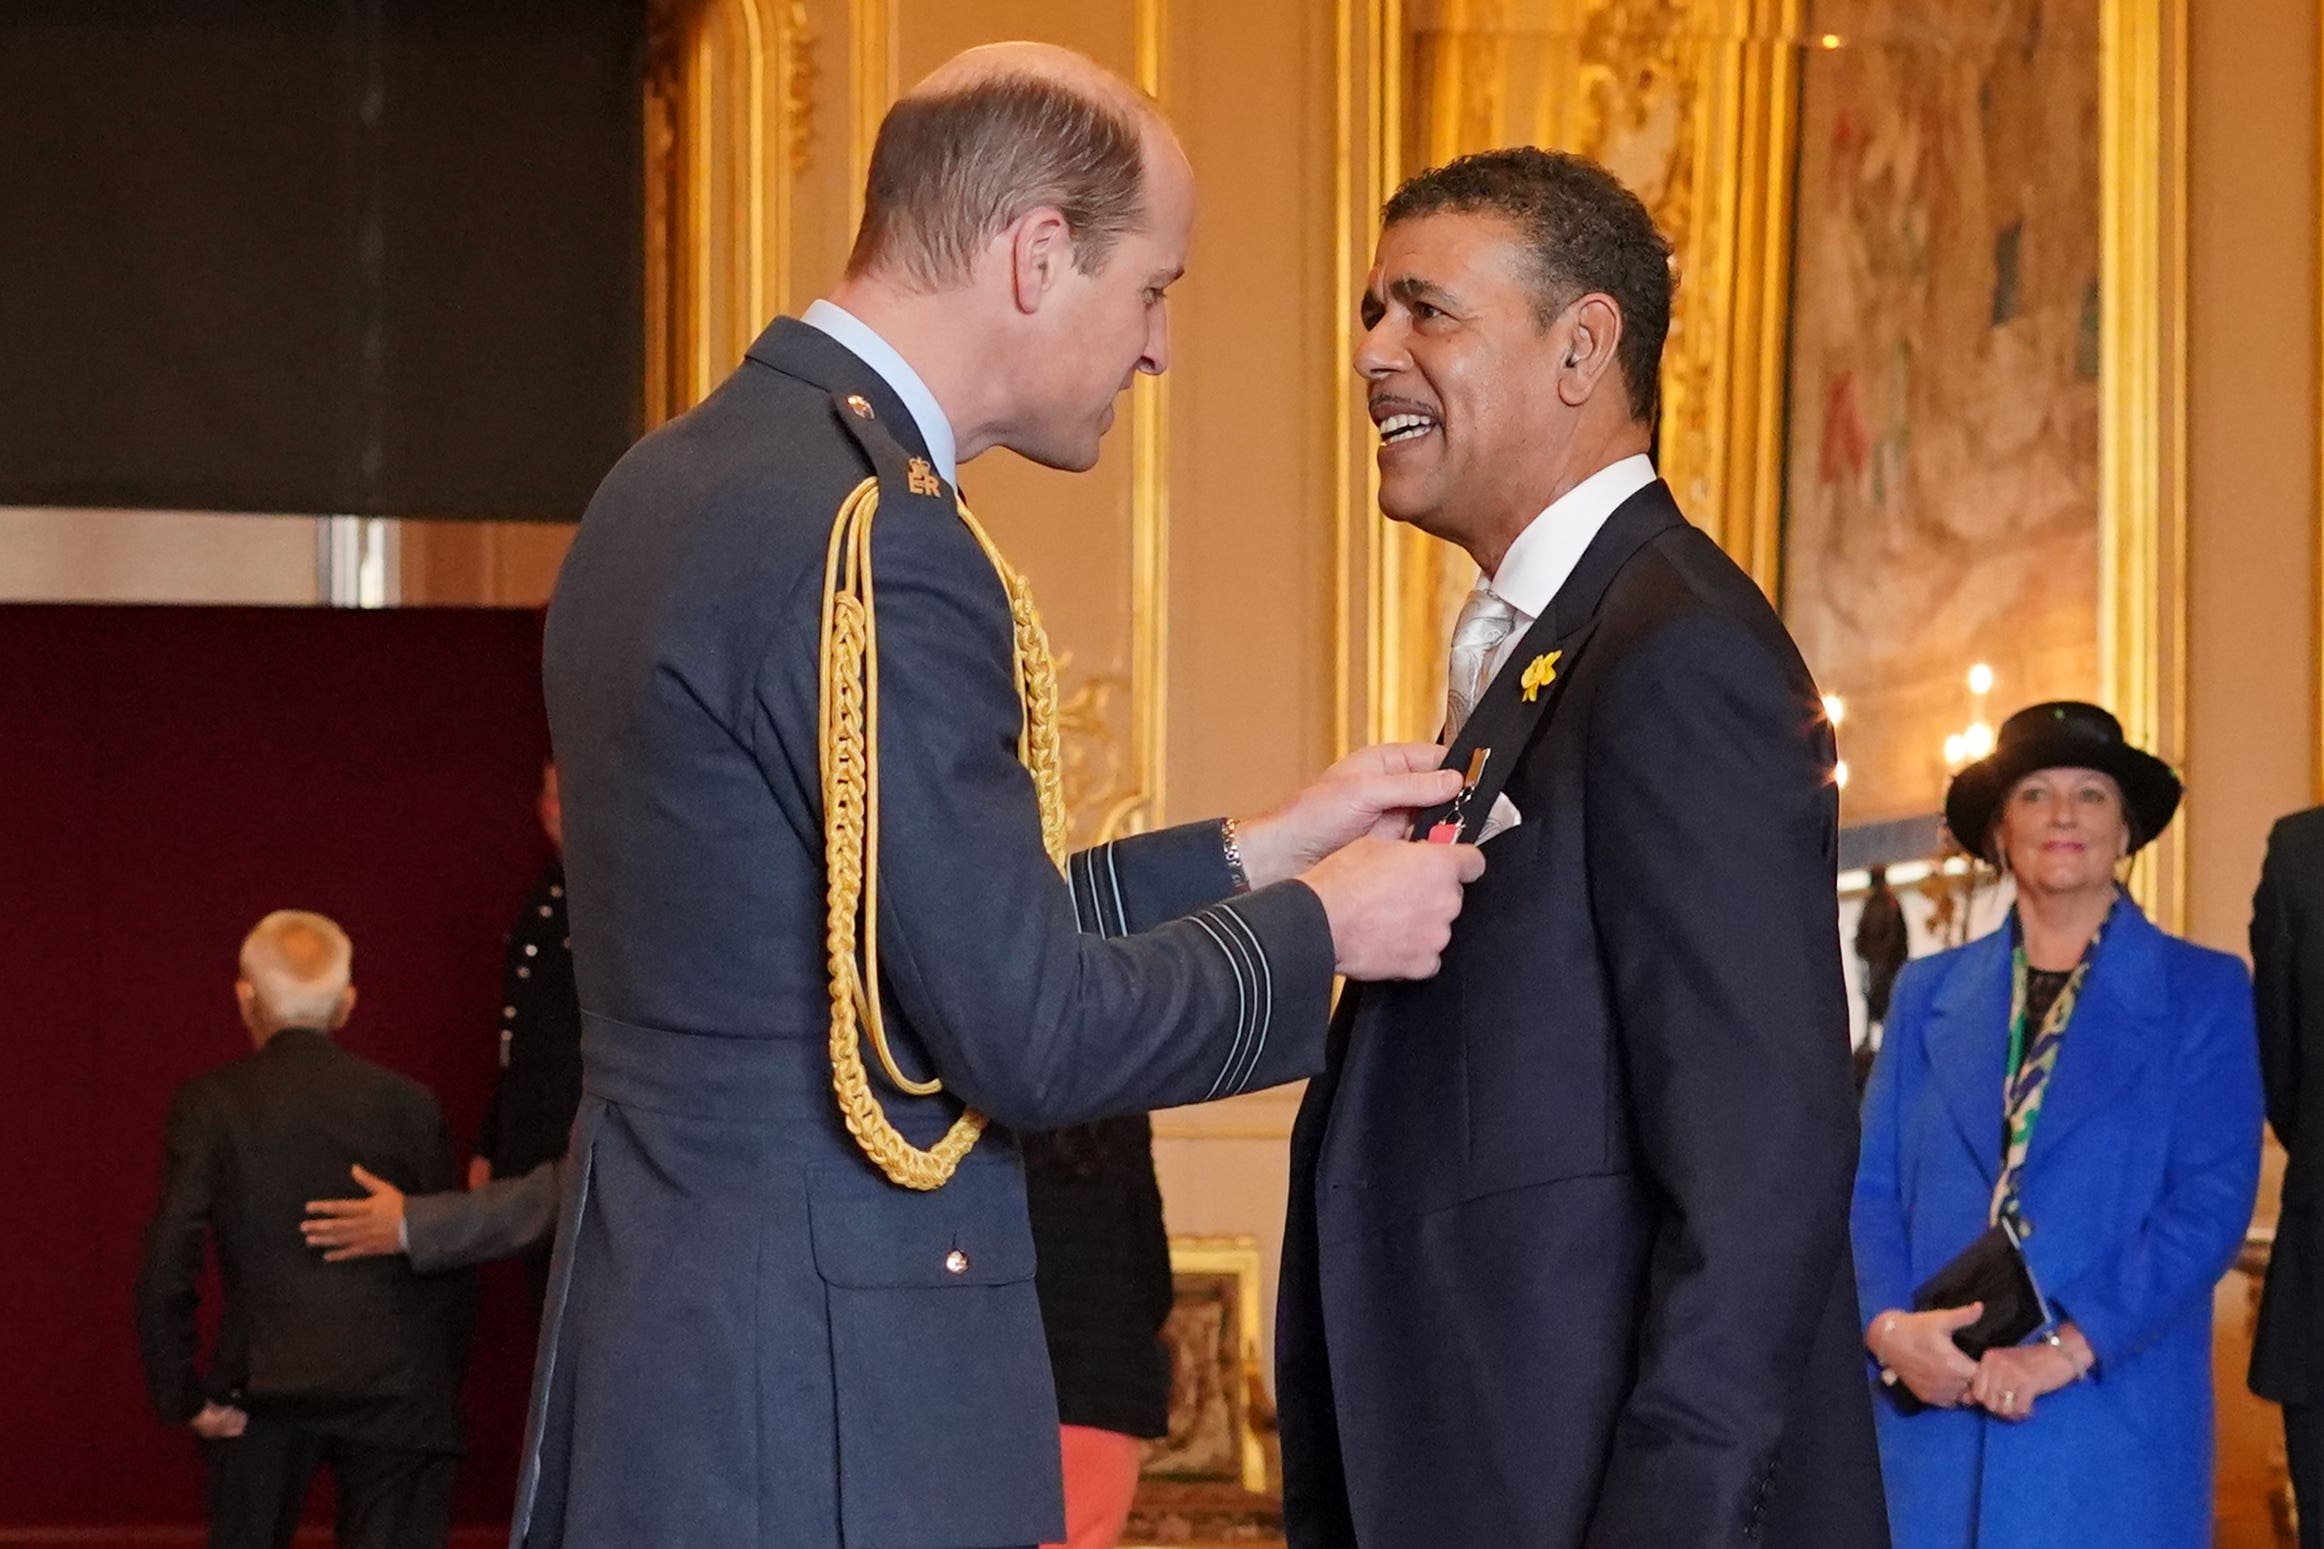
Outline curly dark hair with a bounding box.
[1383,147,1674,423]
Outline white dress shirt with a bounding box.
[800,299,960,487]
[1478,453,1659,680]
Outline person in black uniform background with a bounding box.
[135,910,472,1549]
[473,761,581,1207]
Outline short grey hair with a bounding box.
[848,71,1150,290]
[238,910,354,1030]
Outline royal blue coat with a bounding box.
[1853,896,2261,1548]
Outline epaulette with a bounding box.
[829,389,956,514]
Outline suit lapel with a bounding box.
[1413,481,1683,841]
[1922,932,2012,1188]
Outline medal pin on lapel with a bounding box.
[1428,748,1490,844]
[1520,651,1563,703]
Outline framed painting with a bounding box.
[1143,1235,1271,1494]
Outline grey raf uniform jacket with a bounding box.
[406,1156,566,1276]
[516,317,1336,1549]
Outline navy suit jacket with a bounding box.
[1277,483,1887,1548]
[516,318,1336,1549]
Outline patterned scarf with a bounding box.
[1991,911,2104,1229]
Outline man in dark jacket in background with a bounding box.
[2251,806,2324,1546]
[135,910,471,1549]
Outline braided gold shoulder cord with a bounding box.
[820,477,1070,1189]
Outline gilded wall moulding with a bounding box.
[786,1,817,177]
[643,0,815,424]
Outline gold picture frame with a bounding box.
[1144,1235,1271,1496]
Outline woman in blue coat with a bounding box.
[1854,702,2262,1547]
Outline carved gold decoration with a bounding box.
[643,0,817,424]
[1053,655,1146,848]
[785,0,816,175]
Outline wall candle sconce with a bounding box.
[1942,664,1997,769]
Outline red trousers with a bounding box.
[1040,1424,1143,1549]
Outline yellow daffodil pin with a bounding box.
[1520,651,1562,703]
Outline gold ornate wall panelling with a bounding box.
[644,0,816,426]
[2099,0,2189,927]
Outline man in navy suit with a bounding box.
[516,42,1483,1549]
[1276,150,1886,1548]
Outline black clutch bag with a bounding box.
[1882,1217,2051,1414]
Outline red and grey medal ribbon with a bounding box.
[1427,749,1490,844]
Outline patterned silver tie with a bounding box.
[1444,586,1520,740]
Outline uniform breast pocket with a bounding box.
[805,1161,1062,1548]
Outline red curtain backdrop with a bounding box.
[1,604,552,1536]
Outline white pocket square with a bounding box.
[1478,792,1522,843]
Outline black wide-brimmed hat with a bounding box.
[1943,701,2182,864]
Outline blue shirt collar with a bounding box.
[800,299,959,487]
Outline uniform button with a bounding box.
[944,1249,969,1275]
[517,966,531,980]
[550,885,563,899]
[524,943,538,957]
[502,1005,517,1019]
[563,937,572,949]
[538,905,553,918]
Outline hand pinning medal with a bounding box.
[1428,748,1491,844]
